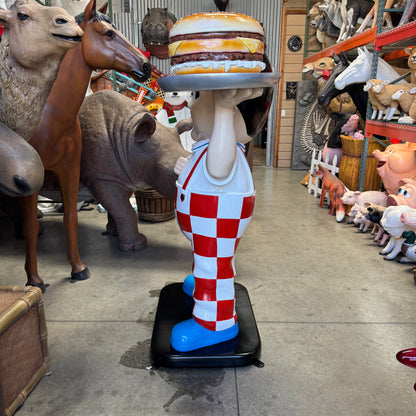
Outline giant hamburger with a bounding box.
[168,12,266,75]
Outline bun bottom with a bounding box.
[171,60,266,75]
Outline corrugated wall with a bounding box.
[113,0,282,166]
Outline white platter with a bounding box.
[157,72,280,92]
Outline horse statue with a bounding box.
[318,51,371,119]
[14,0,150,292]
[334,47,409,90]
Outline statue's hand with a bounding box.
[174,156,189,175]
[213,88,263,108]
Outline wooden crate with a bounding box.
[0,286,50,416]
[339,136,387,191]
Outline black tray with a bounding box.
[150,282,262,368]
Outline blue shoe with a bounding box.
[183,274,194,297]
[170,319,239,352]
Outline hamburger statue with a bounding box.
[159,12,279,353]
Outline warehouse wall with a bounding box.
[275,12,306,168]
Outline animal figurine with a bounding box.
[313,164,346,222]
[309,2,339,49]
[318,52,369,118]
[0,0,83,142]
[338,0,374,41]
[372,142,416,194]
[380,205,414,260]
[397,0,416,26]
[391,86,416,123]
[0,122,44,197]
[78,90,191,252]
[364,79,405,120]
[303,57,336,80]
[141,8,177,59]
[340,114,361,135]
[352,210,373,232]
[341,189,388,207]
[156,91,196,151]
[0,0,81,197]
[399,209,416,262]
[15,0,151,293]
[386,178,416,207]
[334,47,408,91]
[318,0,374,42]
[303,56,356,114]
[366,204,388,243]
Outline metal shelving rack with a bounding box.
[303,0,416,190]
[362,2,416,190]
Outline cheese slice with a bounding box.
[238,37,262,54]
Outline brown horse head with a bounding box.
[77,0,151,81]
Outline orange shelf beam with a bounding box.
[303,28,376,64]
[365,120,416,142]
[375,21,416,49]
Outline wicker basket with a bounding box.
[135,189,175,222]
[339,135,387,191]
[0,286,50,416]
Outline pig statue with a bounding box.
[78,90,191,251]
[373,142,416,194]
[341,190,388,208]
[387,178,416,208]
[379,205,414,261]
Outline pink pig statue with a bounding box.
[387,178,416,208]
[341,114,360,135]
[373,142,416,194]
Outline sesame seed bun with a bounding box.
[168,12,266,75]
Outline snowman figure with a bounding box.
[156,90,196,151]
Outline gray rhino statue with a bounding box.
[78,90,191,251]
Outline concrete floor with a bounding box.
[1,167,416,416]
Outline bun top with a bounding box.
[169,12,264,37]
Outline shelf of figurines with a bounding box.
[365,120,416,142]
[303,21,416,65]
[303,28,377,64]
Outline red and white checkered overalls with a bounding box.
[175,139,255,331]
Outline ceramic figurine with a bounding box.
[170,88,262,352]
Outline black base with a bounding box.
[150,282,262,368]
